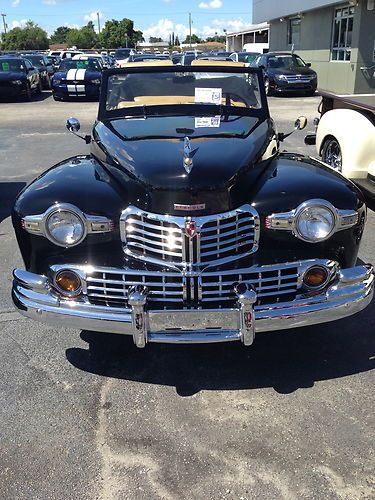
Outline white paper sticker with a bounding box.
[195,116,221,128]
[195,87,222,105]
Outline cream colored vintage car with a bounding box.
[314,92,375,209]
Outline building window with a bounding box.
[288,17,301,48]
[331,5,354,61]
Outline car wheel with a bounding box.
[264,78,273,96]
[24,83,32,101]
[321,137,342,172]
[53,95,62,101]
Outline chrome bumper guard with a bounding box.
[12,264,374,347]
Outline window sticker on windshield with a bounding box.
[195,87,222,105]
[195,116,221,128]
[2,62,10,71]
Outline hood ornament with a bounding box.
[185,219,197,238]
[182,137,199,174]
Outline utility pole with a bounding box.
[97,12,101,34]
[189,12,192,48]
[1,13,7,35]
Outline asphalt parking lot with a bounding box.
[0,91,374,500]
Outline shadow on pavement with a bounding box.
[66,297,374,395]
[0,182,26,224]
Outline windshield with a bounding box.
[238,53,259,64]
[59,59,102,72]
[105,68,263,115]
[0,59,25,72]
[24,55,44,67]
[114,49,132,59]
[267,55,307,69]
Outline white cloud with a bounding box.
[199,0,223,9]
[201,18,253,36]
[142,18,191,41]
[83,10,105,32]
[12,0,21,7]
[10,18,28,28]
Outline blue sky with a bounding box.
[1,0,253,39]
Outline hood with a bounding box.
[268,66,316,77]
[55,69,101,80]
[92,114,274,193]
[0,71,26,81]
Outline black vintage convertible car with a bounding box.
[12,63,374,348]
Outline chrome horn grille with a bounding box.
[120,205,260,269]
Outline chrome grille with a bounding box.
[200,211,256,263]
[201,266,299,304]
[84,263,299,309]
[120,205,259,268]
[86,269,183,306]
[284,75,312,83]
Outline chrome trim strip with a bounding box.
[12,264,374,345]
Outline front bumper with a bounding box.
[12,263,374,347]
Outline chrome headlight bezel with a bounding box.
[265,199,360,243]
[294,200,337,243]
[44,205,87,247]
[22,203,114,247]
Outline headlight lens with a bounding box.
[275,74,287,81]
[296,204,336,242]
[46,209,85,247]
[90,79,101,84]
[53,79,61,84]
[12,80,23,85]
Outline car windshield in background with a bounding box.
[238,53,259,64]
[23,55,44,67]
[0,59,25,72]
[114,49,132,59]
[105,68,262,114]
[268,55,307,69]
[59,59,102,72]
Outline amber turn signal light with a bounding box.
[303,266,329,289]
[55,270,81,296]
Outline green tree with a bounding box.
[175,35,180,46]
[66,23,98,49]
[206,35,226,43]
[183,34,202,45]
[50,26,73,44]
[1,21,49,50]
[99,18,144,48]
[149,36,163,43]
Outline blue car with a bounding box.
[51,57,102,101]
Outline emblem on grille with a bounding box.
[182,137,199,174]
[185,220,197,238]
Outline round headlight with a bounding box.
[45,207,86,247]
[296,203,336,242]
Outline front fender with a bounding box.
[12,155,148,273]
[316,109,375,178]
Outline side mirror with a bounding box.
[259,64,265,70]
[29,67,35,71]
[66,117,81,133]
[278,116,308,142]
[306,62,311,67]
[295,116,307,130]
[66,117,91,144]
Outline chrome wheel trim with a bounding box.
[323,139,342,172]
